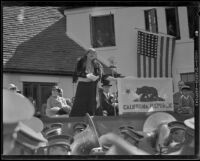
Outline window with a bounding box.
[23,82,56,116]
[180,72,195,92]
[165,7,180,39]
[90,13,116,48]
[187,6,199,39]
[144,8,158,33]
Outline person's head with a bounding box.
[181,85,191,97]
[56,88,63,97]
[51,86,59,97]
[8,84,19,93]
[86,48,97,61]
[168,121,187,143]
[170,129,186,143]
[178,80,185,91]
[102,80,112,93]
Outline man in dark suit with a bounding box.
[96,79,118,116]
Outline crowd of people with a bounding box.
[3,86,195,156]
[3,48,196,157]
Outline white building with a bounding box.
[3,6,198,116]
[64,6,197,92]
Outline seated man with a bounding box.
[173,80,185,111]
[177,85,194,115]
[96,79,118,116]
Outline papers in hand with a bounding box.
[51,107,61,111]
[87,73,99,81]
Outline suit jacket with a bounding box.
[96,88,115,116]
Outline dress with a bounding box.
[70,56,104,117]
[46,96,70,116]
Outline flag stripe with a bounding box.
[168,38,172,77]
[156,36,161,78]
[165,37,170,77]
[143,54,146,77]
[137,52,141,78]
[148,57,151,77]
[162,37,167,77]
[141,55,144,77]
[159,36,164,77]
[171,38,175,77]
[151,57,154,77]
[154,55,157,77]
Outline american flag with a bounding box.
[137,30,176,78]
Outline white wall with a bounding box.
[65,6,194,93]
[3,73,75,99]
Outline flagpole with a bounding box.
[134,27,175,39]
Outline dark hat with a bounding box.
[102,79,112,87]
[47,134,74,145]
[168,121,187,131]
[50,123,64,129]
[73,122,87,131]
[181,85,191,90]
[44,127,63,139]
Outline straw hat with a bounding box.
[8,83,19,91]
[21,117,44,133]
[143,112,176,133]
[184,117,194,130]
[3,89,35,124]
[15,122,48,144]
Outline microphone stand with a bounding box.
[109,65,117,116]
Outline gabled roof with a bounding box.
[3,7,117,76]
[3,7,63,66]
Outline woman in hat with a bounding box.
[177,85,194,115]
[70,48,104,117]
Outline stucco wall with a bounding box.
[3,73,75,99]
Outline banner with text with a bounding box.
[117,77,174,114]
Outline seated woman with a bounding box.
[46,86,70,117]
